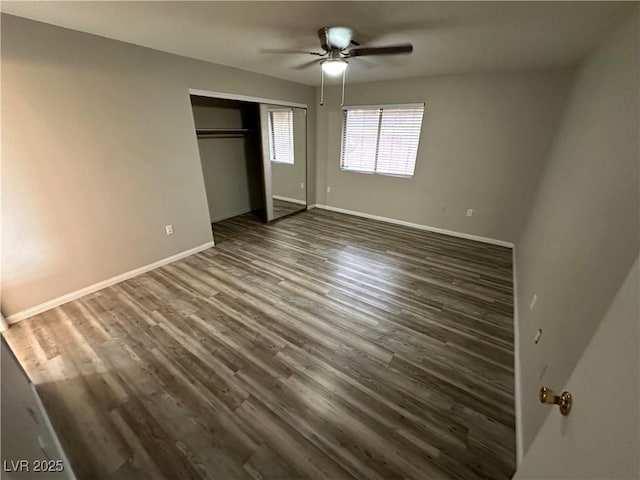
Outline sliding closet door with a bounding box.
[258,104,307,222]
[258,104,275,221]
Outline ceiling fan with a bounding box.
[266,26,413,105]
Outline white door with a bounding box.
[514,258,639,479]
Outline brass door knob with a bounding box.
[539,386,572,416]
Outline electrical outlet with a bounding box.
[466,209,473,217]
[165,224,174,235]
[327,186,331,193]
[530,294,538,311]
[300,182,305,189]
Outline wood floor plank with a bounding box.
[3,209,516,479]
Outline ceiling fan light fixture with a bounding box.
[321,59,348,76]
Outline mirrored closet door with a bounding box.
[259,105,307,221]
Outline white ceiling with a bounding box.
[1,1,634,86]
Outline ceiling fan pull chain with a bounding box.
[341,67,346,106]
[320,68,325,106]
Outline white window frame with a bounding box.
[340,103,425,178]
[267,108,295,165]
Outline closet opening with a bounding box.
[190,96,264,244]
[189,93,308,245]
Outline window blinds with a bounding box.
[340,104,424,176]
[269,109,294,164]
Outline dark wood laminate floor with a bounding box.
[3,209,516,480]
[272,198,305,219]
[213,211,264,244]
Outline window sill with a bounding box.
[339,168,413,179]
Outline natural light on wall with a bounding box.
[340,104,425,177]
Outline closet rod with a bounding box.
[197,133,249,138]
[195,128,253,138]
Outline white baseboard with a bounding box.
[512,247,524,464]
[313,204,514,248]
[6,241,214,324]
[306,204,318,210]
[272,195,307,206]
[0,313,8,332]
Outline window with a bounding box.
[268,109,294,164]
[340,104,424,177]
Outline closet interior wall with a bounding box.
[190,96,263,224]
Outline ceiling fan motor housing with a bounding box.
[318,26,353,52]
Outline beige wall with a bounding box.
[191,98,246,127]
[514,257,639,479]
[315,69,575,243]
[191,98,263,222]
[515,10,639,455]
[1,14,314,318]
[271,107,307,203]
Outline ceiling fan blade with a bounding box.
[293,58,323,70]
[346,44,413,57]
[261,48,325,56]
[348,56,376,69]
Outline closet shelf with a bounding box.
[196,128,253,138]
